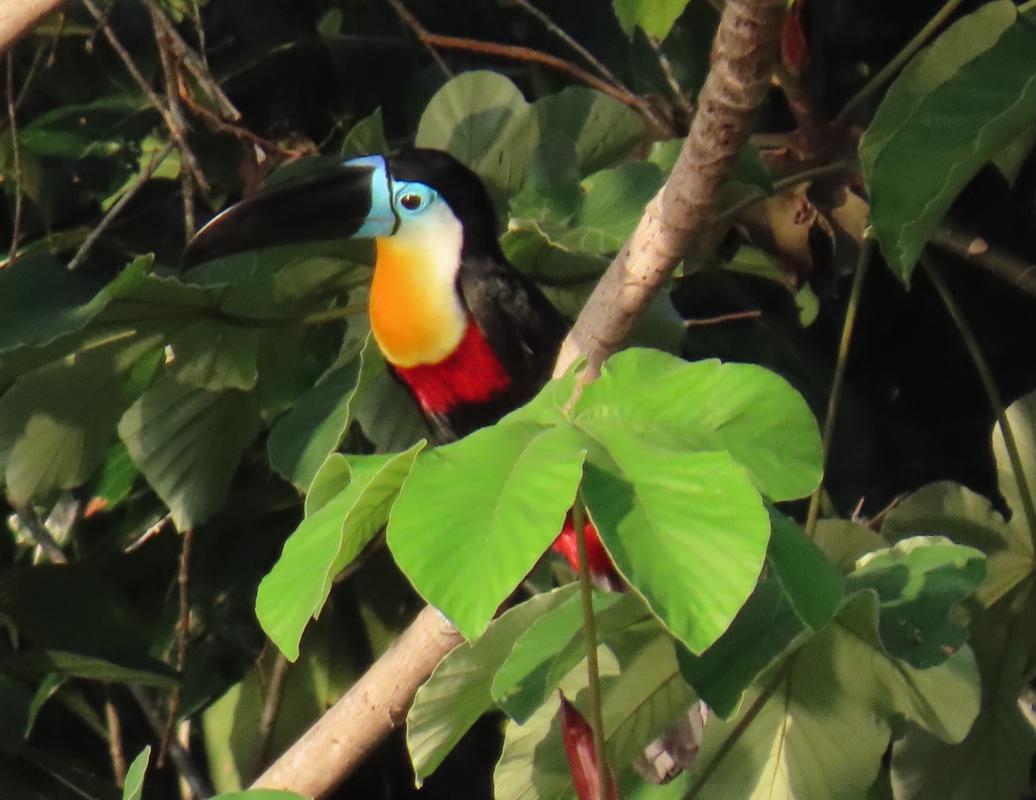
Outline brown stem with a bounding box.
[4,51,23,267]
[554,0,786,379]
[385,0,671,135]
[105,694,127,788]
[255,651,292,772]
[160,528,193,767]
[931,226,1036,300]
[80,0,209,193]
[129,686,211,799]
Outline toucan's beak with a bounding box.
[182,160,396,267]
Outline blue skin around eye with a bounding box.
[344,154,397,236]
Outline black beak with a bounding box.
[182,164,393,267]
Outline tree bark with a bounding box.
[251,0,786,796]
[554,0,786,379]
[0,0,64,57]
[250,604,463,795]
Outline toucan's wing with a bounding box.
[457,258,568,393]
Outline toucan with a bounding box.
[184,147,618,586]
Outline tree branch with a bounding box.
[250,604,463,795]
[554,0,786,379]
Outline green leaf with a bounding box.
[813,518,888,573]
[555,163,664,255]
[350,342,429,452]
[992,388,1036,533]
[0,339,162,504]
[0,650,177,687]
[494,631,695,800]
[531,87,645,177]
[767,509,843,630]
[85,443,139,513]
[491,592,652,723]
[860,1,1036,280]
[882,481,1031,607]
[688,592,980,799]
[256,444,425,661]
[118,376,261,530]
[847,536,986,667]
[890,584,1036,800]
[612,0,690,39]
[416,71,537,199]
[580,426,770,653]
[341,107,387,158]
[575,349,823,502]
[406,586,578,785]
[267,344,363,491]
[23,674,65,739]
[677,572,809,718]
[388,423,586,639]
[122,747,149,800]
[0,255,150,354]
[168,320,260,391]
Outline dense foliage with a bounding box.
[2,1,1036,798]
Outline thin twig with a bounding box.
[923,256,1036,547]
[67,141,176,271]
[127,513,173,553]
[511,0,630,95]
[931,227,1036,300]
[573,495,609,794]
[384,0,453,78]
[5,52,24,268]
[385,0,672,135]
[149,5,196,240]
[11,504,68,564]
[645,34,693,120]
[177,89,308,159]
[683,309,762,327]
[160,528,194,767]
[835,0,964,125]
[129,686,211,799]
[80,0,210,193]
[145,2,239,120]
[805,234,873,536]
[105,693,127,788]
[255,651,291,771]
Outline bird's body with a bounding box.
[185,147,615,584]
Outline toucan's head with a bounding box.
[183,148,500,267]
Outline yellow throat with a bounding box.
[368,211,467,368]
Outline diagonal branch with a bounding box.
[0,0,64,57]
[250,1,785,797]
[555,0,786,379]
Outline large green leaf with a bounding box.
[117,376,261,530]
[0,338,162,504]
[0,651,176,688]
[677,572,810,718]
[494,631,695,800]
[688,592,980,799]
[416,70,537,199]
[860,1,1036,280]
[612,0,690,39]
[767,509,844,630]
[256,444,424,661]
[406,586,578,785]
[890,583,1036,800]
[574,349,823,502]
[0,256,150,354]
[167,320,260,392]
[491,592,652,723]
[847,536,986,667]
[267,343,364,491]
[388,422,586,639]
[882,482,1031,608]
[581,426,770,653]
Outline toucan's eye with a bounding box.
[400,193,423,211]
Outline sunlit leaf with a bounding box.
[612,0,691,39]
[860,1,1036,280]
[388,422,586,639]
